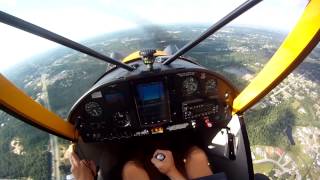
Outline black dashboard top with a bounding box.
[68,59,238,142]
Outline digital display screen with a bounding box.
[137,82,164,102]
[136,81,169,125]
[104,93,125,105]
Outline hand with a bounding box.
[151,149,186,180]
[69,151,96,180]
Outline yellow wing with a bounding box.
[233,0,320,114]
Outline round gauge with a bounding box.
[182,76,198,96]
[205,79,217,93]
[84,102,103,117]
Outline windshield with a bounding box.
[2,0,320,179]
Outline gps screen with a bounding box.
[137,82,164,103]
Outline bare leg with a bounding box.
[122,161,150,180]
[185,146,213,179]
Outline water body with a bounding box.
[285,126,295,145]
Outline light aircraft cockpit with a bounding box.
[0,0,319,179]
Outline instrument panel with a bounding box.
[69,69,236,142]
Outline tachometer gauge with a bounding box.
[84,102,103,117]
[182,76,198,96]
[205,79,217,93]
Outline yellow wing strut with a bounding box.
[233,0,320,114]
[0,74,77,141]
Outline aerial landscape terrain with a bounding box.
[0,24,319,179]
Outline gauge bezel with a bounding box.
[205,78,218,95]
[182,76,199,96]
[84,101,103,117]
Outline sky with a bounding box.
[0,0,309,71]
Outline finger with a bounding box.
[70,166,74,173]
[89,160,96,171]
[151,157,160,167]
[80,160,89,168]
[89,161,97,176]
[80,160,89,164]
[81,160,92,166]
[66,144,74,158]
[80,160,95,175]
[68,154,73,165]
[68,150,74,164]
[70,152,80,167]
[71,151,80,162]
[82,160,89,167]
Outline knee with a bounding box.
[185,146,213,179]
[187,146,208,162]
[122,161,141,173]
[122,160,149,180]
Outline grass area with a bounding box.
[253,162,274,174]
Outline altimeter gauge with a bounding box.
[85,102,103,117]
[182,76,198,96]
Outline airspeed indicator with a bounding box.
[205,79,217,94]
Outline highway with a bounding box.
[41,74,61,180]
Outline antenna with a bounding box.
[0,11,135,71]
[163,0,262,65]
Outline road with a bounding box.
[41,74,61,180]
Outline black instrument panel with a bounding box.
[69,70,236,142]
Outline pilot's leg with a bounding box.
[122,161,150,180]
[185,146,213,179]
